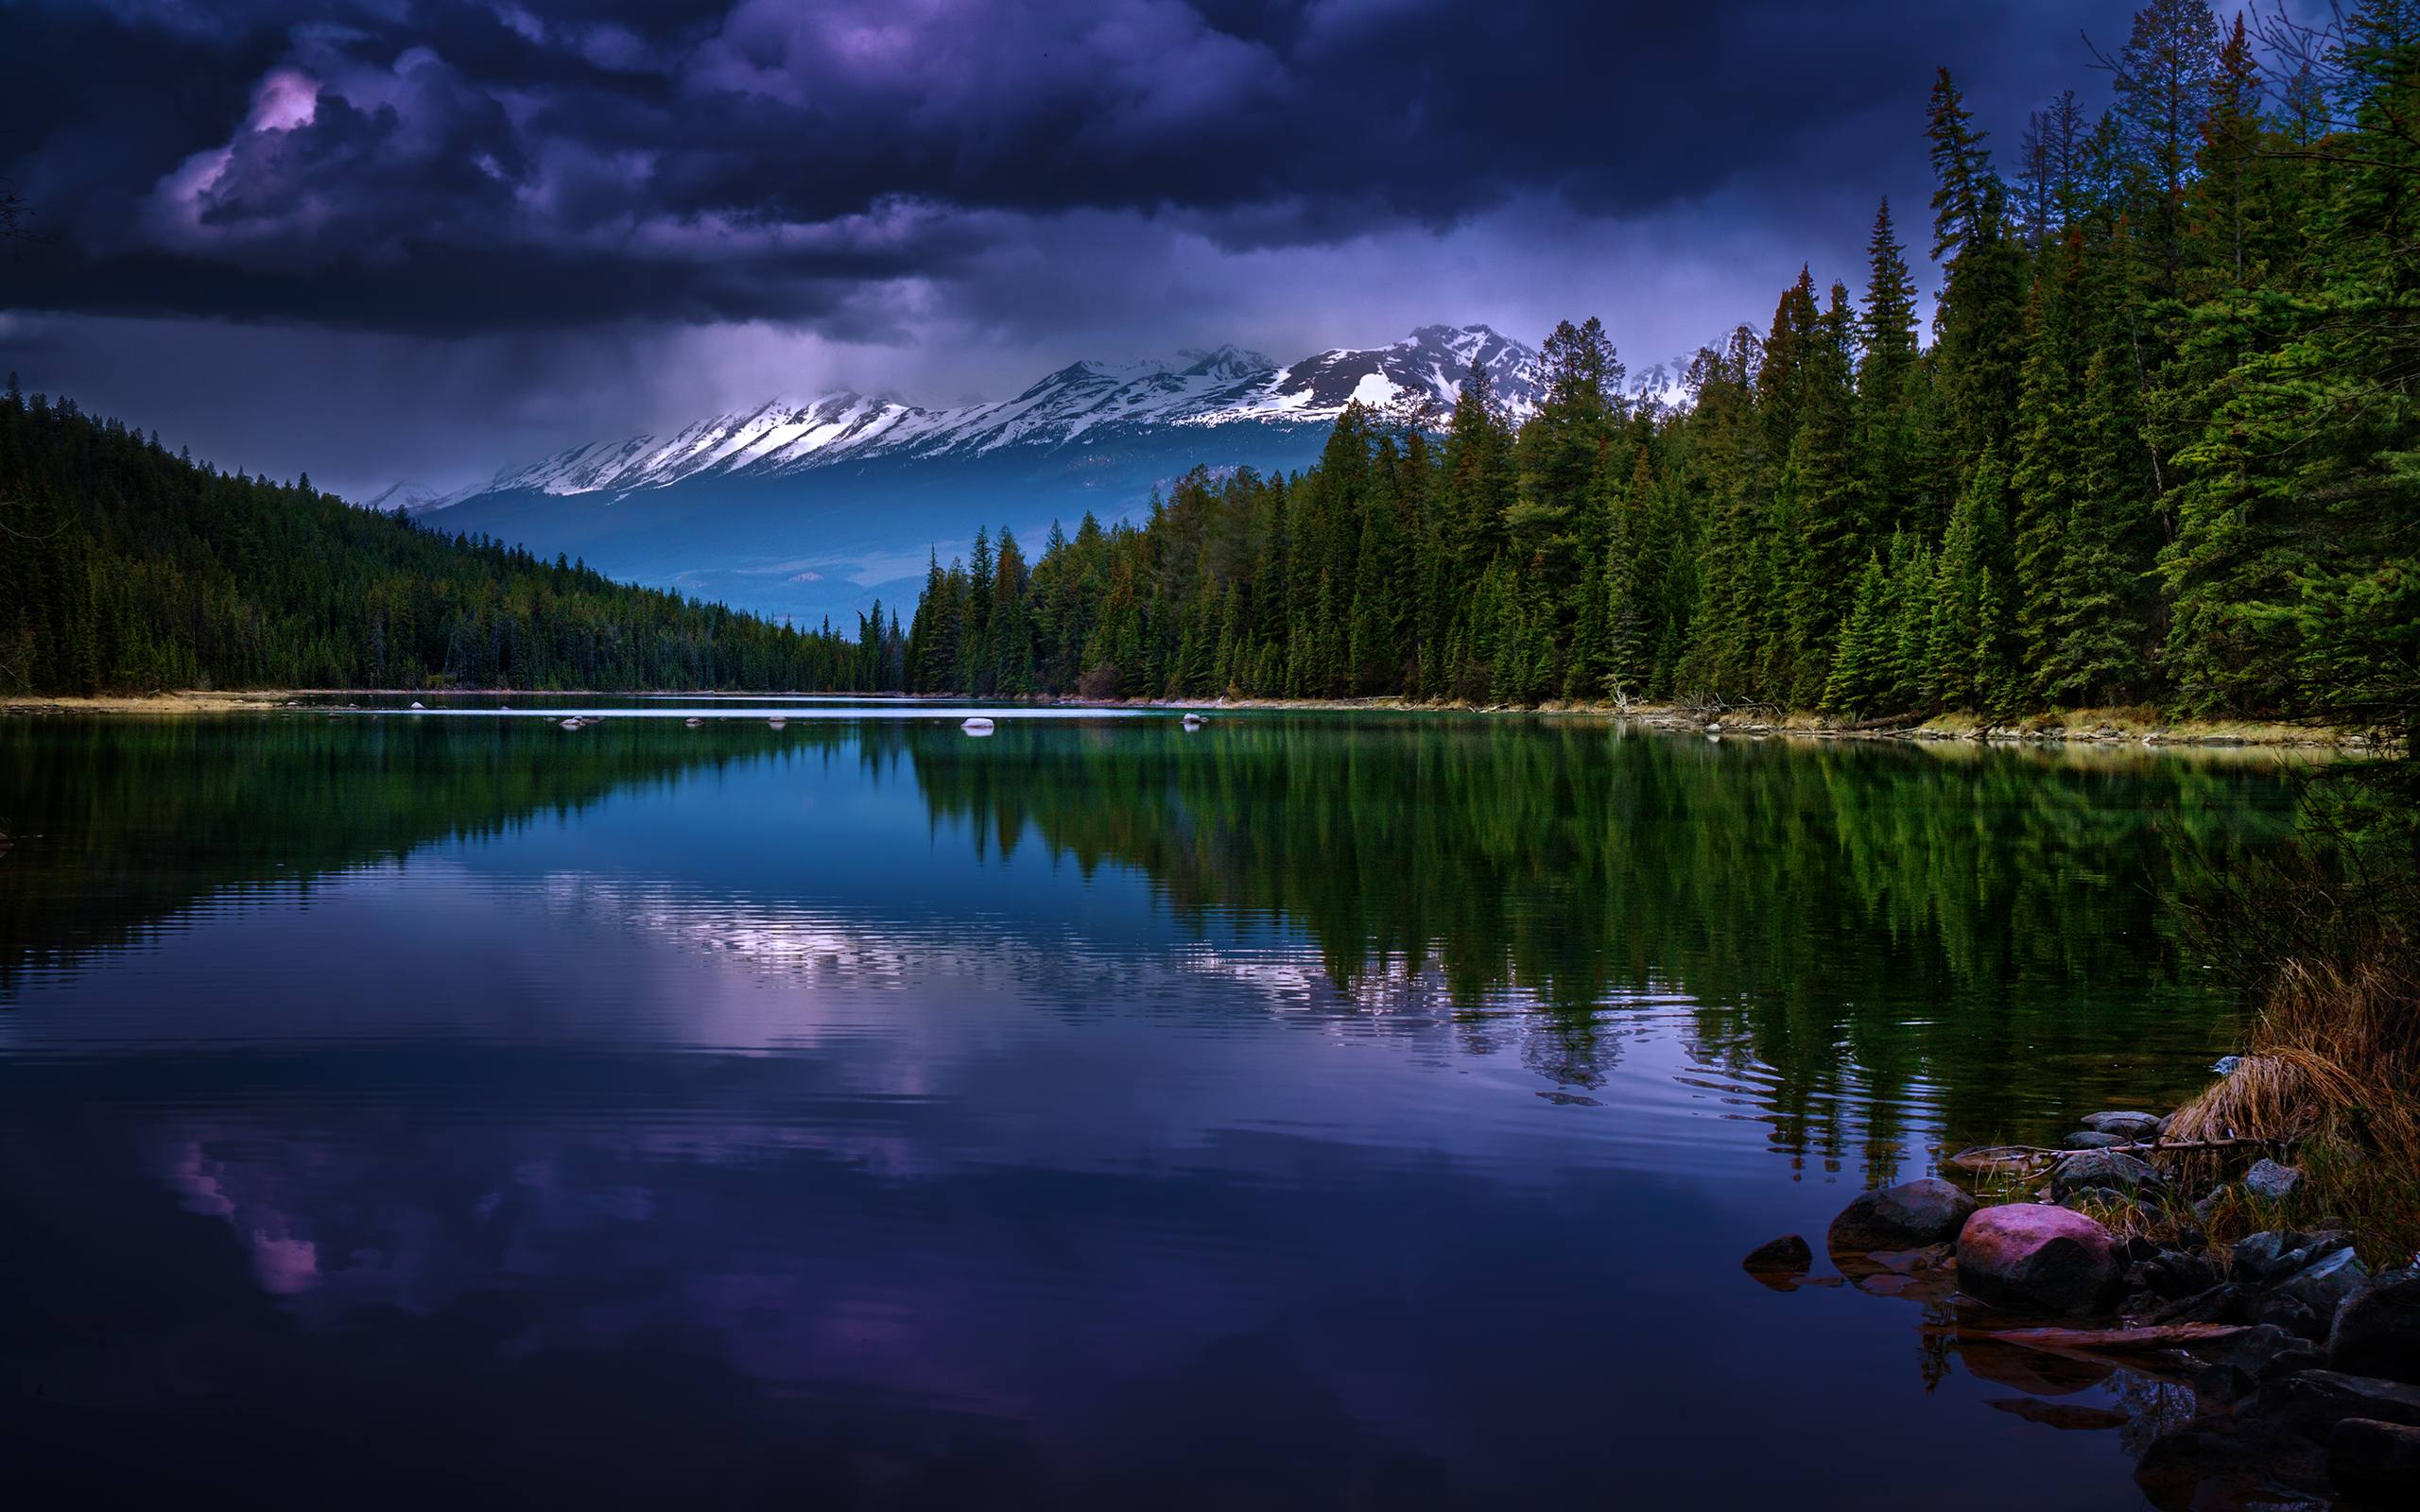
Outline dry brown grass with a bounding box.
[2165,953,2420,1263]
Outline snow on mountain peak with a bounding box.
[457,325,1541,502]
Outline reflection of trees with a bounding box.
[0,717,802,990]
[5,714,2303,1160]
[905,718,2299,1156]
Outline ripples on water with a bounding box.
[0,708,2308,1507]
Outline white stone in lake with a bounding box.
[768,716,786,728]
[961,716,996,735]
[560,717,582,730]
[1183,713,1205,728]
[684,717,703,727]
[409,701,424,710]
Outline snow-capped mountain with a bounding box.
[362,480,461,514]
[423,325,1539,625]
[455,325,1539,503]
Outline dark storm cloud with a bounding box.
[5,0,2123,334]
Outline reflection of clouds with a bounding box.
[250,1230,319,1295]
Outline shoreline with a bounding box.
[0,688,2375,750]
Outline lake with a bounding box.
[0,705,2308,1507]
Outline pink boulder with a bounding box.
[1957,1204,2121,1316]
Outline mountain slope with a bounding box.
[0,393,892,694]
[426,326,1539,622]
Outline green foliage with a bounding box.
[900,11,2414,742]
[0,394,900,694]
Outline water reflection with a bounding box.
[0,712,2302,1507]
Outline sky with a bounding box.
[0,0,2151,499]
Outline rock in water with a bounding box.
[2061,1131,2126,1150]
[2081,1110,2163,1139]
[1827,1178,1979,1253]
[2331,1276,2420,1385]
[2051,1148,2163,1199]
[2328,1417,2420,1500]
[1741,1234,1813,1283]
[2242,1158,2303,1201]
[1957,1205,2122,1316]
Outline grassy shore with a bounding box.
[3,688,2377,749]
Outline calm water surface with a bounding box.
[0,707,2308,1507]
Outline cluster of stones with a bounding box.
[1741,1155,2420,1507]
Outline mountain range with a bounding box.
[414,324,1541,624]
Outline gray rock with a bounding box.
[2212,1054,2242,1074]
[2282,1247,2372,1319]
[2146,1282,2250,1326]
[2256,1368,2420,1441]
[2134,1248,2221,1301]
[2328,1418,2420,1502]
[2061,1130,2127,1150]
[2081,1110,2163,1139]
[2051,1148,2163,1198]
[2193,1185,2234,1223]
[2331,1276,2420,1385]
[2061,1185,2135,1212]
[1957,1204,2123,1316]
[2259,1293,2326,1342]
[1826,1177,1979,1253]
[2201,1323,2325,1383]
[2236,1229,2309,1283]
[2243,1158,2304,1201]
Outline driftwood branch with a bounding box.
[1948,1136,2291,1175]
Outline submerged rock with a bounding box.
[2242,1158,2304,1201]
[2256,1368,2420,1440]
[2051,1148,2163,1199]
[2328,1417,2420,1501]
[2135,1417,2322,1512]
[1957,1204,2122,1316]
[1827,1177,1979,1253]
[1985,1396,2128,1431]
[1947,1145,2041,1177]
[1740,1233,1813,1284]
[2330,1276,2420,1385]
[2081,1110,2163,1139]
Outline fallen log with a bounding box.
[1946,1136,2290,1176]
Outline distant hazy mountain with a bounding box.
[423,325,1540,623]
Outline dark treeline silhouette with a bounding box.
[908,5,2418,745]
[0,388,906,694]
